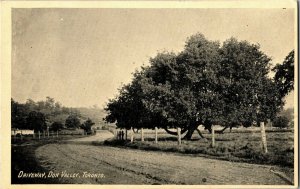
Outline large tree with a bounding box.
[105,33,286,140]
[50,121,64,131]
[273,50,294,98]
[81,118,95,134]
[26,111,47,132]
[11,98,27,129]
[65,114,81,129]
[105,70,164,132]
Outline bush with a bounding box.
[273,116,289,128]
[50,121,64,131]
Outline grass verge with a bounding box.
[103,137,294,168]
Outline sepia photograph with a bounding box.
[0,1,298,188]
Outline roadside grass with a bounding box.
[104,128,294,168]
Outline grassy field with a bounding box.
[104,127,294,169]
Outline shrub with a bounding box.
[273,116,289,128]
[50,121,64,131]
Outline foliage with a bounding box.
[105,33,287,139]
[80,118,95,134]
[278,107,294,121]
[273,116,289,128]
[11,98,27,129]
[65,114,81,129]
[26,111,47,132]
[11,97,81,130]
[50,121,64,131]
[273,50,294,98]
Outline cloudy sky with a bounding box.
[12,8,295,108]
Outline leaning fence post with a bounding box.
[130,127,134,143]
[141,128,144,142]
[211,125,215,148]
[177,127,181,145]
[260,122,268,153]
[155,127,158,144]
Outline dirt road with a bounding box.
[35,130,292,185]
[68,130,114,142]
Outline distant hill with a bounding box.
[279,107,294,121]
[76,107,107,124]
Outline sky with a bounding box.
[12,8,295,108]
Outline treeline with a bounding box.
[11,97,95,133]
[105,33,294,139]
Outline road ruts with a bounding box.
[35,130,293,185]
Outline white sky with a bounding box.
[12,8,295,108]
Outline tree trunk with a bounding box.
[204,120,213,133]
[196,128,206,138]
[183,127,196,140]
[164,128,187,135]
[182,122,202,140]
[215,126,228,134]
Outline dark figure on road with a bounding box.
[121,130,124,140]
[117,131,121,140]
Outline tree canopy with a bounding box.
[273,50,294,98]
[50,121,64,131]
[81,118,95,134]
[11,97,82,131]
[65,114,81,129]
[26,111,47,132]
[105,33,293,139]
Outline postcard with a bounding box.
[0,0,298,188]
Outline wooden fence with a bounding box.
[114,122,268,153]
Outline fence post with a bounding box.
[125,129,127,141]
[130,127,134,143]
[177,127,181,145]
[155,127,158,144]
[267,119,272,127]
[141,128,144,142]
[33,132,35,139]
[211,125,215,148]
[260,122,268,153]
[20,131,23,141]
[38,131,41,140]
[43,130,45,138]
